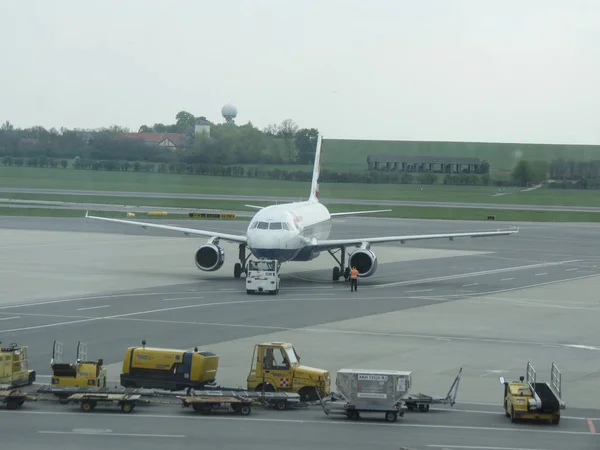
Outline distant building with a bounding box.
[367,155,485,174]
[194,116,212,137]
[118,132,192,150]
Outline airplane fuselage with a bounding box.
[246,200,332,262]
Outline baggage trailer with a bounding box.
[403,367,462,412]
[500,362,565,424]
[65,392,141,413]
[180,392,253,416]
[36,385,302,412]
[320,368,411,423]
[0,386,30,410]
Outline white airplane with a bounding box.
[85,135,518,281]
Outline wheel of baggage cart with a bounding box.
[551,416,560,425]
[385,412,398,423]
[239,404,251,416]
[275,400,287,411]
[418,404,429,412]
[80,401,96,412]
[120,401,135,414]
[5,399,22,410]
[346,410,360,420]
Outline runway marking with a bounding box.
[427,272,600,300]
[373,260,581,288]
[500,278,515,281]
[0,316,20,321]
[462,283,478,287]
[2,410,596,436]
[535,273,548,276]
[405,289,434,293]
[427,446,550,450]
[1,295,420,334]
[0,291,212,310]
[76,305,110,311]
[38,431,185,438]
[566,268,579,272]
[588,419,596,434]
[162,296,205,302]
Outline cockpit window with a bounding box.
[250,221,258,229]
[282,223,290,230]
[257,222,268,229]
[269,222,282,230]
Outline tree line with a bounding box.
[0,112,319,167]
[510,159,600,189]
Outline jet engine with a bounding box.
[194,243,225,272]
[348,249,378,277]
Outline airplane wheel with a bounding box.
[234,263,242,278]
[332,267,340,281]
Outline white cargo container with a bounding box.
[321,368,412,422]
[336,368,412,406]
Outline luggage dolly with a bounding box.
[180,393,253,416]
[316,388,405,423]
[66,393,141,413]
[403,367,462,413]
[0,387,30,410]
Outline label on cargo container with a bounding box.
[358,374,388,381]
[357,393,388,399]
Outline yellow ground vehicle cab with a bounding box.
[50,341,107,388]
[500,361,565,424]
[246,342,331,401]
[0,343,36,388]
[120,340,219,391]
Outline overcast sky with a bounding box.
[1,0,598,144]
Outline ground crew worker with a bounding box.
[350,266,359,292]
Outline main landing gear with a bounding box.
[328,247,349,281]
[234,244,251,279]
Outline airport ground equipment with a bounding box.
[180,391,253,415]
[246,258,280,294]
[50,340,107,390]
[65,392,141,413]
[0,342,36,387]
[0,386,32,410]
[320,368,411,422]
[120,340,219,391]
[403,367,462,412]
[246,342,331,401]
[500,362,565,424]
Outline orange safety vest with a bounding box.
[351,269,359,279]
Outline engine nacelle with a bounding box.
[348,248,378,278]
[194,244,225,272]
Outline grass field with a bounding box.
[2,166,600,207]
[0,203,598,223]
[323,139,600,172]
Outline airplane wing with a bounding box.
[84,212,247,244]
[312,227,518,251]
[330,209,392,217]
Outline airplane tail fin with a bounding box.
[309,134,323,202]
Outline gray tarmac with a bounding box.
[1,215,600,449]
[0,187,597,212]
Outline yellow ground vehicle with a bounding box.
[247,342,331,401]
[500,362,565,424]
[120,340,219,391]
[0,343,36,387]
[50,341,106,388]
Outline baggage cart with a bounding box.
[180,392,253,416]
[0,386,29,410]
[320,368,411,422]
[403,367,462,412]
[65,392,141,413]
